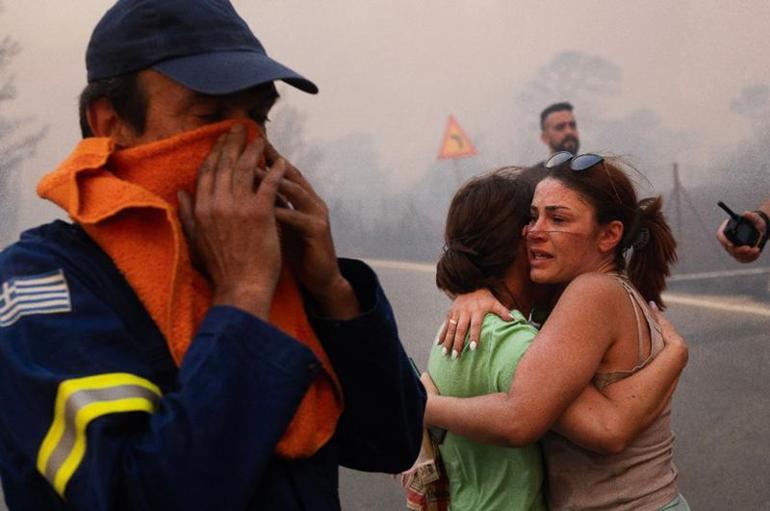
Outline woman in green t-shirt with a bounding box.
[428,169,546,510]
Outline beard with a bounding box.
[554,136,580,154]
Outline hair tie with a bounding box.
[446,241,479,257]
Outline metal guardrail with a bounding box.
[669,267,770,281]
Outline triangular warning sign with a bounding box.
[437,115,478,160]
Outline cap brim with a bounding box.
[153,51,318,95]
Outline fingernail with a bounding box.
[441,346,448,357]
[469,341,478,352]
[451,349,459,360]
[648,301,658,311]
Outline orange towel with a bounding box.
[37,120,343,459]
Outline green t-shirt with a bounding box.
[427,310,546,511]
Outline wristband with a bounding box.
[754,210,769,252]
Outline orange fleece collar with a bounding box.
[37,121,343,458]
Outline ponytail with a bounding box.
[625,196,678,309]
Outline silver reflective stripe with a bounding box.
[41,384,160,486]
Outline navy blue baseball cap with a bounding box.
[86,0,318,95]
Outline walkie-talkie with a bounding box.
[717,201,762,247]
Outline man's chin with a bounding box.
[558,142,579,154]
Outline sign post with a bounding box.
[437,115,478,185]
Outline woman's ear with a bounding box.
[598,219,624,254]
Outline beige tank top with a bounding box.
[542,274,679,511]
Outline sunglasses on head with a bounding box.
[545,151,604,171]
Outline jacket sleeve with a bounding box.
[308,258,426,474]
[0,242,319,510]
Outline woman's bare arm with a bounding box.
[553,305,688,453]
[424,273,622,447]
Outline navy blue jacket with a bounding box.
[0,221,425,510]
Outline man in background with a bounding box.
[539,101,580,156]
[525,102,581,182]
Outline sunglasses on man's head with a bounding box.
[545,151,604,171]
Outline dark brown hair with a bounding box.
[436,168,534,297]
[540,101,573,130]
[546,158,677,307]
[78,72,147,138]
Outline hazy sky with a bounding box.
[5,1,770,230]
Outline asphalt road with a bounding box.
[1,263,767,510]
[339,262,770,511]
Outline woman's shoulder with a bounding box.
[561,271,628,305]
[480,309,538,345]
[553,273,639,345]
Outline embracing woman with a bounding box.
[425,155,689,510]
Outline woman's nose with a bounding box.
[525,219,548,240]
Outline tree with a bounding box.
[519,51,623,113]
[0,8,46,246]
[716,84,770,195]
[731,84,770,133]
[267,101,322,174]
[499,51,625,165]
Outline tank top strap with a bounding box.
[593,273,661,389]
[612,275,651,365]
[618,275,664,357]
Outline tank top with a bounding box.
[542,274,679,511]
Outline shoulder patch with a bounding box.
[0,270,72,327]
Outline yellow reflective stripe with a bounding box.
[52,397,156,496]
[37,373,161,475]
[36,373,161,497]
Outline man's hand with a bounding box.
[262,143,360,320]
[716,210,767,263]
[438,289,511,359]
[178,124,286,320]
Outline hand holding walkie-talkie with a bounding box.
[717,201,762,247]
[716,200,769,263]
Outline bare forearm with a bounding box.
[424,393,541,447]
[555,343,686,454]
[555,380,676,455]
[601,340,686,425]
[554,388,626,454]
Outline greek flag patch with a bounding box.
[0,270,72,327]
